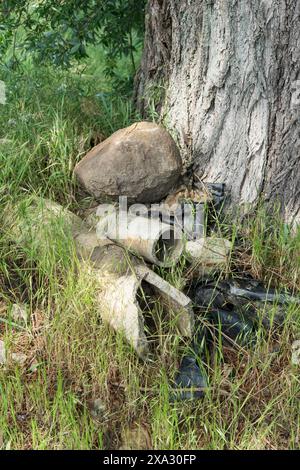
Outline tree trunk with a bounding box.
[135,0,300,224]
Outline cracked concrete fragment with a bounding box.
[186,237,231,274]
[4,198,194,359]
[135,265,194,338]
[96,213,184,267]
[92,245,194,359]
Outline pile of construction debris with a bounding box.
[75,123,231,387]
[3,121,298,400]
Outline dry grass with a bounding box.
[0,61,299,450]
[0,204,299,450]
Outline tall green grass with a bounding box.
[0,54,139,209]
[0,47,299,450]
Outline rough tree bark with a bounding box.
[135,0,300,224]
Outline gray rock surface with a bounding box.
[0,340,27,365]
[0,340,5,365]
[74,121,182,203]
[11,304,28,324]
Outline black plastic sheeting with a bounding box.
[170,355,207,402]
[170,277,298,402]
[206,308,256,347]
[189,277,299,329]
[170,324,210,403]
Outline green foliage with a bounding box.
[0,0,146,76]
[0,56,140,210]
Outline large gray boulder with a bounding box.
[74,121,182,202]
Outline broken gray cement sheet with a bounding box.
[91,244,194,359]
[83,205,184,267]
[2,198,193,361]
[185,237,231,276]
[88,204,230,273]
[95,212,184,267]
